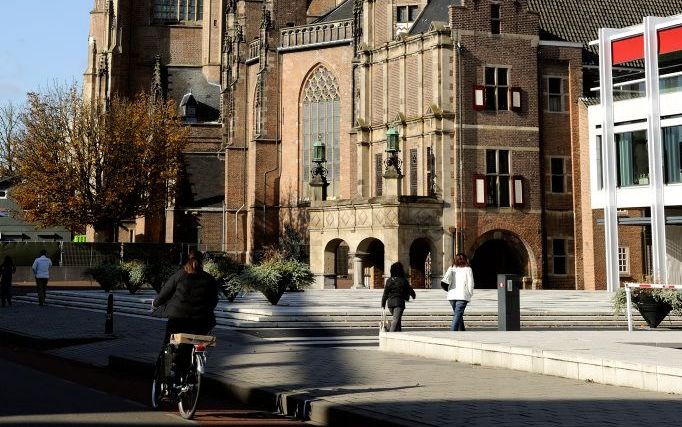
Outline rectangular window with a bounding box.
[618,246,630,275]
[616,130,649,187]
[375,154,383,196]
[550,157,565,193]
[552,239,567,275]
[0,190,7,199]
[484,67,509,111]
[410,148,418,196]
[485,149,510,207]
[336,243,349,276]
[153,0,203,22]
[427,147,436,197]
[663,125,682,184]
[490,4,501,34]
[397,6,419,23]
[543,76,568,113]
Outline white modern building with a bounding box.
[588,14,682,291]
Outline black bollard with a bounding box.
[105,292,114,334]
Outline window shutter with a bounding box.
[473,86,485,110]
[510,87,522,112]
[375,154,383,196]
[473,174,487,208]
[410,148,418,196]
[512,175,524,207]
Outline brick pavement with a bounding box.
[1,302,681,426]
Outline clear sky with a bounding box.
[0,1,91,107]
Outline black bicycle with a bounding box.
[151,333,216,419]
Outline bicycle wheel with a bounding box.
[178,359,201,419]
[151,354,165,410]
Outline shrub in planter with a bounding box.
[239,258,314,305]
[145,261,179,293]
[613,287,682,328]
[85,263,125,292]
[121,260,146,294]
[204,254,244,302]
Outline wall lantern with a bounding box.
[386,128,400,153]
[313,137,326,163]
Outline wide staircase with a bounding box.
[15,289,682,329]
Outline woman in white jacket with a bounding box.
[441,253,475,331]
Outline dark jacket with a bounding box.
[153,270,219,322]
[381,277,416,309]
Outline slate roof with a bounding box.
[177,154,225,209]
[410,0,453,35]
[166,67,220,123]
[315,0,353,22]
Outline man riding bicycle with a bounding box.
[152,250,219,381]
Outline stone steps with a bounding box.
[16,289,677,329]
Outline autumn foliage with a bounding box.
[13,86,189,239]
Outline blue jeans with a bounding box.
[449,300,468,331]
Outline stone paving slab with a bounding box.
[2,302,682,426]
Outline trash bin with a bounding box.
[497,274,521,331]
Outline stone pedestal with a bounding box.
[383,167,402,198]
[310,176,327,201]
[352,255,366,288]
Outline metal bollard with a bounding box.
[105,292,114,334]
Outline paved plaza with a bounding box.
[2,297,682,426]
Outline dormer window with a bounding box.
[396,5,419,37]
[180,93,197,123]
[491,4,501,34]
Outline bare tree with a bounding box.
[0,102,22,177]
[13,85,189,241]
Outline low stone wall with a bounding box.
[12,266,92,283]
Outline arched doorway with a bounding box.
[356,238,385,289]
[471,231,530,289]
[409,238,432,289]
[323,239,351,289]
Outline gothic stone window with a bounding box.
[153,0,203,23]
[301,66,341,200]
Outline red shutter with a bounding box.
[473,174,487,208]
[473,86,485,110]
[510,87,522,112]
[511,175,524,208]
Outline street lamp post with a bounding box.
[383,127,403,197]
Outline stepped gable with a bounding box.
[314,0,353,22]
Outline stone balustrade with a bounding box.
[279,19,352,51]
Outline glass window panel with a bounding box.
[491,21,501,34]
[498,88,508,110]
[491,4,500,19]
[663,125,682,184]
[497,68,508,86]
[197,0,203,20]
[498,150,509,174]
[397,6,408,23]
[486,177,497,206]
[485,88,496,110]
[408,5,419,22]
[616,130,648,187]
[485,67,496,85]
[486,150,497,174]
[553,239,566,256]
[548,95,562,112]
[499,176,510,207]
[552,175,564,193]
[548,77,561,93]
[551,158,563,174]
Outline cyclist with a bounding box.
[152,250,219,382]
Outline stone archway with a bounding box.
[323,239,351,289]
[356,237,385,289]
[470,230,532,289]
[409,238,432,289]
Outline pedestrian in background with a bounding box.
[441,253,475,331]
[0,255,15,307]
[32,249,52,306]
[381,262,416,332]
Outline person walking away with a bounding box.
[152,250,219,380]
[32,250,52,306]
[0,255,15,307]
[441,253,475,331]
[381,262,416,332]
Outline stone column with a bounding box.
[352,255,366,288]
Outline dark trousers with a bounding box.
[389,307,405,332]
[36,278,48,306]
[1,282,11,307]
[449,300,468,331]
[162,317,214,381]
